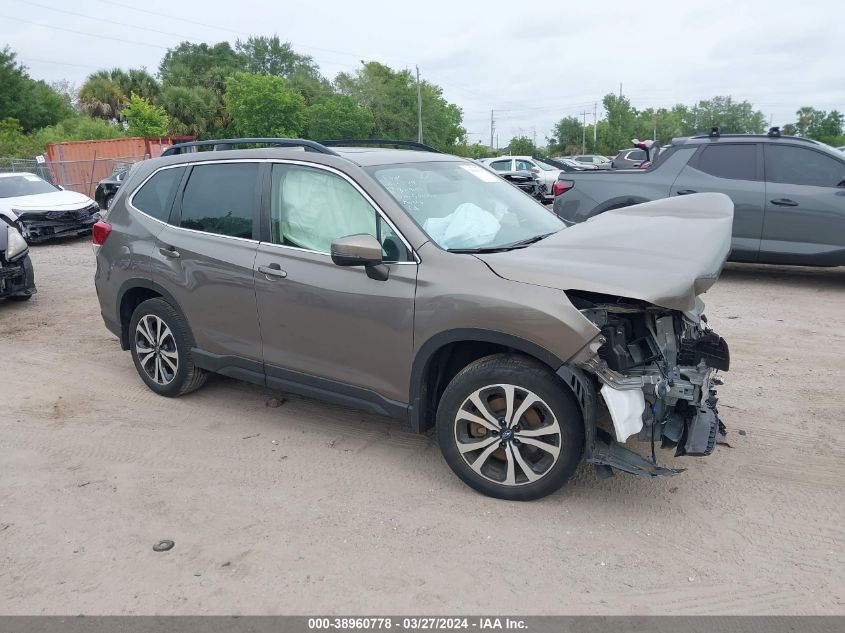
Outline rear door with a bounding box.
[152,161,263,367]
[760,144,845,265]
[253,161,417,408]
[670,143,764,262]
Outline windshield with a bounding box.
[368,161,564,252]
[533,159,557,171]
[0,174,60,198]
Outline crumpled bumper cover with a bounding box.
[0,255,36,299]
[17,207,100,243]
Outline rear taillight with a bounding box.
[552,180,574,196]
[639,161,651,169]
[92,221,112,246]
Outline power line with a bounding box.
[0,14,170,50]
[15,0,195,41]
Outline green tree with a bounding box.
[508,136,537,155]
[79,72,126,120]
[159,42,244,94]
[225,72,306,137]
[157,85,223,137]
[693,96,766,134]
[0,47,73,132]
[304,95,374,139]
[235,36,320,77]
[549,116,583,155]
[335,62,464,150]
[123,93,169,136]
[598,93,638,155]
[451,142,492,159]
[795,107,845,145]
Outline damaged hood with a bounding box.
[0,190,95,216]
[477,192,734,311]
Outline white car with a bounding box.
[0,172,100,243]
[479,156,561,200]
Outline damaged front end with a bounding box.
[15,203,101,243]
[564,292,729,478]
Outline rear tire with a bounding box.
[129,298,206,397]
[436,354,584,501]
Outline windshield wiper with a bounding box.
[447,232,556,254]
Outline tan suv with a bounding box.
[93,138,733,500]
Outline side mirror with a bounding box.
[531,166,540,173]
[330,234,388,281]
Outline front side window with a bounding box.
[369,161,564,252]
[515,159,535,171]
[179,163,257,238]
[765,145,845,187]
[627,150,646,161]
[489,160,512,172]
[695,144,757,181]
[131,167,185,222]
[270,164,409,261]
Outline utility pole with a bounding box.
[580,110,588,154]
[593,102,597,150]
[532,127,536,147]
[619,82,622,99]
[415,65,423,143]
[490,109,495,150]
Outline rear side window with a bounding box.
[765,145,845,187]
[131,167,184,222]
[179,163,258,238]
[695,144,757,181]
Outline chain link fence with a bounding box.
[0,158,54,183]
[0,155,145,197]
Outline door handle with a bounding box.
[677,189,697,195]
[159,246,180,258]
[771,198,799,207]
[258,263,287,279]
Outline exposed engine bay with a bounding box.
[567,291,729,477]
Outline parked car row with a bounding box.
[551,127,845,267]
[0,171,107,301]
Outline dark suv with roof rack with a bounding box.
[552,128,845,266]
[92,138,735,500]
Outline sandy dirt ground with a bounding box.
[1,238,843,615]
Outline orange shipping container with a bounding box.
[45,136,194,197]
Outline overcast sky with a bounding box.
[2,0,841,147]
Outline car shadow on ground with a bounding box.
[721,262,845,289]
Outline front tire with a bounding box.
[129,298,206,397]
[436,354,584,501]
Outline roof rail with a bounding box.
[319,139,441,153]
[688,132,819,145]
[161,138,340,157]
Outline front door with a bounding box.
[253,162,417,412]
[670,143,764,262]
[761,144,845,265]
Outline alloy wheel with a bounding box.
[454,384,562,486]
[134,314,179,385]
